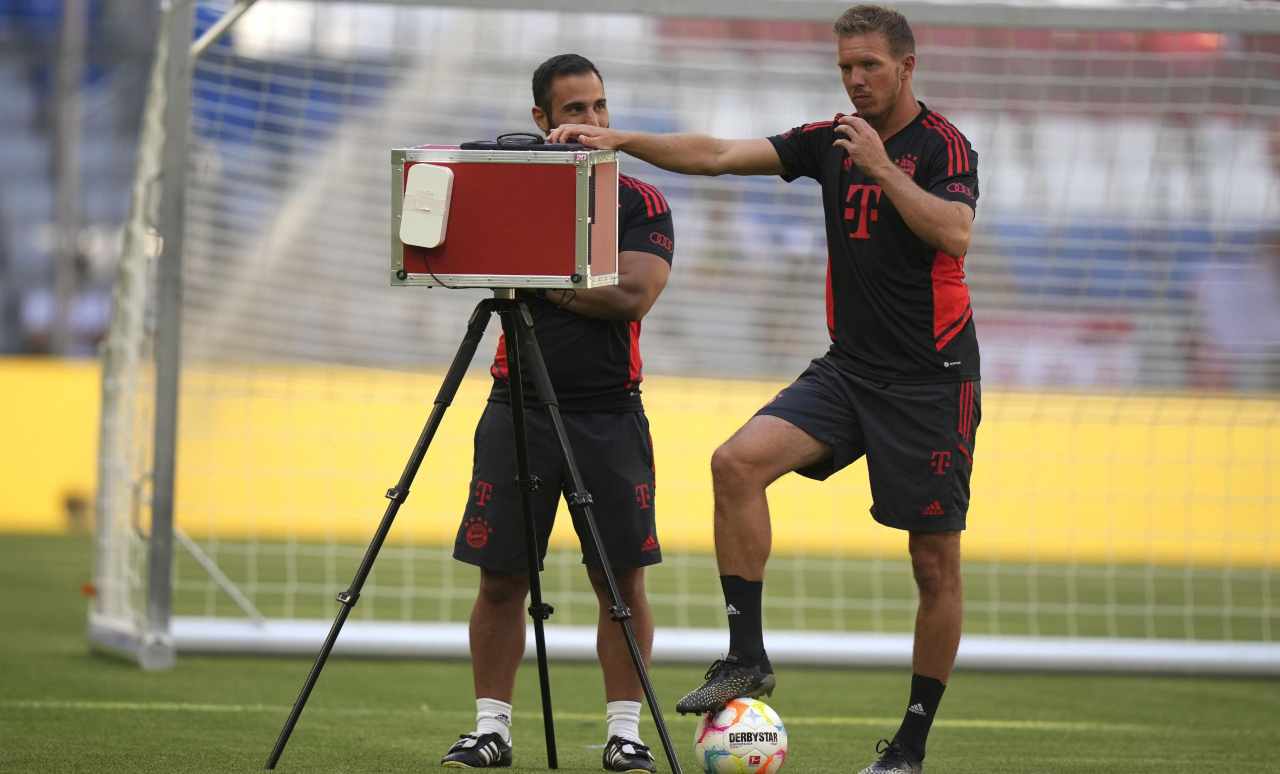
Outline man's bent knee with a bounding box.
[909,532,962,600]
[711,441,763,491]
[712,417,827,492]
[478,570,529,606]
[588,566,646,605]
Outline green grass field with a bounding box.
[1,533,1277,773]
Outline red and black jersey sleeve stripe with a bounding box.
[620,174,670,218]
[922,113,970,177]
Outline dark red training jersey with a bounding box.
[769,103,980,383]
[488,173,674,412]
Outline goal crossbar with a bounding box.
[319,0,1280,33]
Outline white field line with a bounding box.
[1,700,1148,733]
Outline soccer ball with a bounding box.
[693,698,788,774]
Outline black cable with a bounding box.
[422,251,457,289]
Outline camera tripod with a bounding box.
[266,290,682,773]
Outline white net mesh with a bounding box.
[98,1,1280,663]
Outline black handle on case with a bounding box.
[496,132,544,146]
[460,132,588,152]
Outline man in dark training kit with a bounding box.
[551,6,980,772]
[442,53,675,774]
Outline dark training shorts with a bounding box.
[756,355,980,533]
[452,402,661,573]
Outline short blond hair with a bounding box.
[833,5,916,58]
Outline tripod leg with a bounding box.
[266,299,498,770]
[510,302,684,774]
[498,307,559,770]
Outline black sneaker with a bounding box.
[441,732,512,768]
[674,654,775,714]
[856,739,923,774]
[602,735,656,773]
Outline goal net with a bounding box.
[92,0,1280,672]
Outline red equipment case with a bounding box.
[391,145,619,289]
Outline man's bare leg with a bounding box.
[908,531,963,681]
[463,568,529,751]
[469,569,530,702]
[675,415,828,714]
[886,531,963,766]
[442,569,528,766]
[589,566,653,702]
[589,566,653,748]
[709,416,828,581]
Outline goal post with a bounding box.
[93,0,1280,672]
[90,0,198,671]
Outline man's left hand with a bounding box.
[833,115,894,180]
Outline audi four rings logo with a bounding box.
[946,182,973,197]
[649,232,673,251]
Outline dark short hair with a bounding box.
[833,5,915,59]
[531,53,604,116]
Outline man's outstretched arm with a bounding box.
[548,124,784,177]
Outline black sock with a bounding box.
[719,575,766,665]
[891,674,946,762]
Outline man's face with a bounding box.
[534,71,609,133]
[836,32,913,123]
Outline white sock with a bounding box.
[606,700,643,744]
[476,697,512,744]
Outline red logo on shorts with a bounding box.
[921,500,945,517]
[641,534,660,552]
[929,451,952,476]
[474,480,494,507]
[635,483,652,510]
[464,516,492,548]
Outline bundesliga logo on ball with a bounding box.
[694,698,788,774]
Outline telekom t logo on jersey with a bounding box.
[474,480,494,507]
[844,183,882,240]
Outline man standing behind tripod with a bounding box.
[441,54,675,773]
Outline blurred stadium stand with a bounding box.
[0,0,154,355]
[2,2,1278,392]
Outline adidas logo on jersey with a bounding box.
[921,500,944,517]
